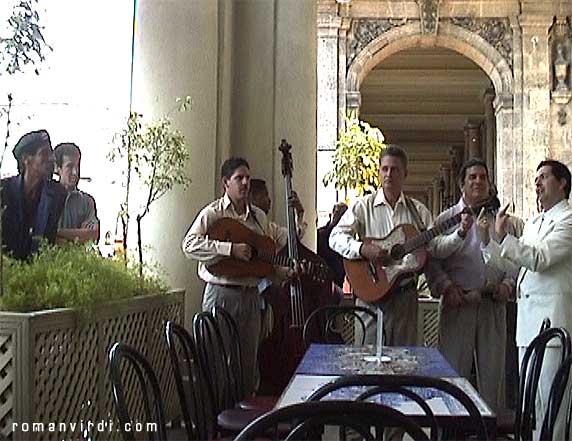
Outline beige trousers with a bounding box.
[438,297,506,412]
[202,283,261,397]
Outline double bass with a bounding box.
[257,140,337,395]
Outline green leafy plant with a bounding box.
[109,97,192,275]
[0,242,166,313]
[323,111,385,197]
[0,0,51,75]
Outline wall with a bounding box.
[231,0,318,246]
[133,0,220,324]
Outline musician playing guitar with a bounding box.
[182,157,299,397]
[329,145,472,349]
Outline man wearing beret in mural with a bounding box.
[1,130,66,259]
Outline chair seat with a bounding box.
[238,395,278,411]
[218,408,265,433]
[496,408,516,435]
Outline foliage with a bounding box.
[0,242,166,313]
[109,97,192,274]
[323,111,385,197]
[0,0,51,76]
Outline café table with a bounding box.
[277,344,496,439]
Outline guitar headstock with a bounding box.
[279,139,293,179]
[465,197,501,216]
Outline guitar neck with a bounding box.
[257,249,292,268]
[404,212,463,254]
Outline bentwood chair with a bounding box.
[192,311,265,436]
[516,327,571,441]
[211,306,277,411]
[108,342,168,441]
[307,374,490,440]
[302,304,377,346]
[540,353,572,440]
[164,321,211,440]
[234,401,429,441]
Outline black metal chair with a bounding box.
[540,353,572,440]
[306,374,490,440]
[516,327,571,441]
[302,304,377,346]
[234,400,429,441]
[108,342,168,441]
[211,306,277,411]
[164,321,211,440]
[192,311,265,436]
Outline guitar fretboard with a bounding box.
[403,212,464,254]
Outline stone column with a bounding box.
[440,164,451,208]
[317,1,343,223]
[519,15,552,218]
[431,177,441,216]
[483,89,496,181]
[464,120,483,159]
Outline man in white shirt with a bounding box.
[478,159,572,440]
[329,145,468,346]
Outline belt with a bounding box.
[208,283,254,290]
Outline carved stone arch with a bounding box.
[345,22,513,109]
[342,21,516,207]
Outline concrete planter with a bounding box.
[0,290,184,441]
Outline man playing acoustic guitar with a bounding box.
[182,157,298,396]
[329,145,470,348]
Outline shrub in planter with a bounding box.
[0,244,182,441]
[0,242,166,313]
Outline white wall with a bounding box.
[133,0,220,325]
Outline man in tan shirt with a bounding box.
[182,157,291,396]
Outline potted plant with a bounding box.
[322,111,385,199]
[109,98,192,276]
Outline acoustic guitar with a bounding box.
[206,217,330,284]
[344,199,498,303]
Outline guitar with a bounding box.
[343,199,499,303]
[206,217,330,284]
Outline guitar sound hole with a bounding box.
[390,244,406,261]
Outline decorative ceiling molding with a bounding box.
[446,17,513,69]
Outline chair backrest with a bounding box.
[108,342,167,441]
[306,374,490,440]
[516,327,572,441]
[164,321,210,441]
[234,400,429,441]
[212,305,246,403]
[302,304,377,346]
[540,353,572,441]
[192,311,235,416]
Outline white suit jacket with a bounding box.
[482,199,572,347]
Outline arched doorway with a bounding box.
[316,16,517,221]
[359,46,495,214]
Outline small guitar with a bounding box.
[344,199,499,303]
[206,217,330,284]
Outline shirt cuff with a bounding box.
[350,240,363,258]
[217,241,233,257]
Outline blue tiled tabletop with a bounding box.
[296,344,457,377]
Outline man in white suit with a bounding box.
[477,159,572,440]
